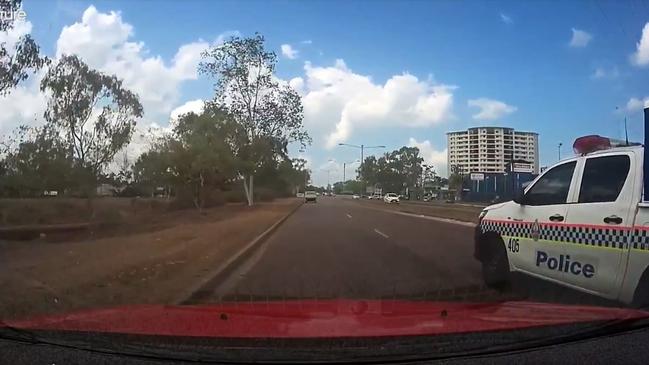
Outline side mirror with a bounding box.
[513,192,526,205]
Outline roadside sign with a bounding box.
[513,163,533,173]
[470,173,484,181]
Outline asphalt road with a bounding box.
[194,196,513,303]
[188,196,623,307]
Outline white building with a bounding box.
[447,127,539,174]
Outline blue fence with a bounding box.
[462,172,537,203]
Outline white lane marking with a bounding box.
[346,213,352,219]
[374,229,389,238]
[392,210,476,227]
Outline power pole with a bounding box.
[339,143,385,196]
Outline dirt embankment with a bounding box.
[0,198,301,320]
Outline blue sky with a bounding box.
[6,0,649,185]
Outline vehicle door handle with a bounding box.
[549,214,564,222]
[603,215,623,225]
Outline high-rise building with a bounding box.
[447,127,539,174]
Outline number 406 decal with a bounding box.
[507,238,520,253]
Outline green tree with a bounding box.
[40,54,143,194]
[134,107,239,210]
[359,146,423,194]
[1,0,48,94]
[357,155,378,187]
[199,33,310,206]
[448,164,464,199]
[0,125,74,197]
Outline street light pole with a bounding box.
[558,142,563,161]
[341,160,359,193]
[339,143,385,196]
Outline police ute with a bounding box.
[474,107,649,306]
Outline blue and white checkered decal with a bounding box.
[480,220,647,250]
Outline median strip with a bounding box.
[352,201,477,228]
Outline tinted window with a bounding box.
[578,155,630,203]
[524,161,576,206]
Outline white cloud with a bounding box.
[169,99,205,121]
[626,97,649,112]
[631,22,649,66]
[500,13,513,24]
[591,66,619,80]
[300,40,313,45]
[0,19,32,51]
[408,138,448,177]
[55,6,211,118]
[467,98,517,120]
[0,5,225,164]
[288,77,305,95]
[280,44,298,59]
[299,59,455,149]
[569,28,592,47]
[0,74,48,134]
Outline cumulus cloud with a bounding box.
[299,59,455,149]
[626,97,649,112]
[169,99,205,121]
[281,44,298,59]
[288,77,305,95]
[0,18,32,50]
[467,98,517,120]
[55,6,211,118]
[0,5,226,165]
[569,28,592,47]
[500,13,513,24]
[0,75,48,134]
[408,138,448,177]
[631,22,649,66]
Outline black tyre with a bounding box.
[632,270,649,309]
[482,240,510,290]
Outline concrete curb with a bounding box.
[174,201,304,305]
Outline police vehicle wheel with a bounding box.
[482,242,509,290]
[632,271,649,309]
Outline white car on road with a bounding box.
[383,193,400,204]
[305,191,317,203]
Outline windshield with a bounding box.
[2,0,649,362]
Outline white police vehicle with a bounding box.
[475,114,649,307]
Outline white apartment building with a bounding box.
[447,127,539,174]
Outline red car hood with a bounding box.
[3,300,648,338]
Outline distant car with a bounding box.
[305,191,317,203]
[352,194,360,199]
[383,193,399,204]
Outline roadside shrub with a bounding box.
[169,187,196,210]
[202,190,225,208]
[223,190,245,203]
[254,187,276,202]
